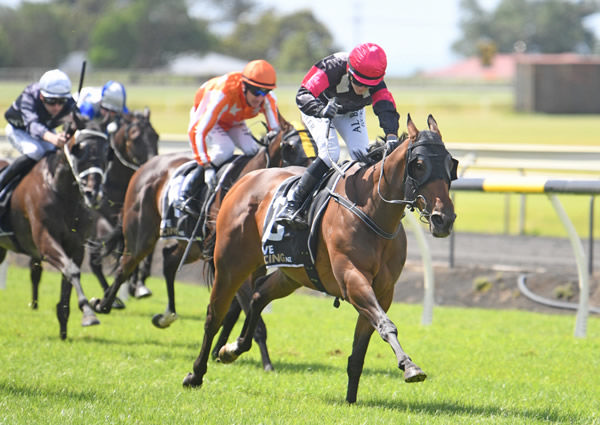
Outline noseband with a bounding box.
[377,133,458,222]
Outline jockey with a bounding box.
[276,42,401,229]
[77,80,128,130]
[174,59,281,216]
[1,69,76,194]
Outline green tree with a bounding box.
[89,0,216,68]
[221,9,336,72]
[453,0,600,56]
[0,2,70,67]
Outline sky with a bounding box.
[255,0,502,77]
[2,0,598,77]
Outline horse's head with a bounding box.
[403,114,458,237]
[107,107,159,169]
[66,112,111,209]
[279,123,313,167]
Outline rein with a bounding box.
[377,142,432,222]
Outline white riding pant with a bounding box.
[301,108,369,167]
[5,124,57,161]
[198,122,259,168]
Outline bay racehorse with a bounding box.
[27,109,159,310]
[182,114,457,403]
[0,113,110,339]
[91,120,312,370]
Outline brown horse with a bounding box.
[90,121,312,368]
[182,114,457,403]
[0,114,110,339]
[27,109,159,310]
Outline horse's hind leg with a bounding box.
[234,278,273,371]
[151,242,180,328]
[218,269,299,364]
[130,250,154,299]
[88,244,126,310]
[56,276,72,339]
[30,259,42,310]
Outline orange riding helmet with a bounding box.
[241,60,277,90]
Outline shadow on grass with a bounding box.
[327,396,577,424]
[0,379,99,402]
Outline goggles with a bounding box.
[43,97,68,106]
[246,84,271,97]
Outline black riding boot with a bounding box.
[276,157,330,230]
[173,165,204,217]
[0,155,37,191]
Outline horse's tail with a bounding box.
[202,255,215,289]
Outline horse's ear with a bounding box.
[72,110,86,129]
[406,113,418,140]
[427,114,441,138]
[144,107,150,120]
[277,110,292,132]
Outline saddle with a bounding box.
[159,155,253,241]
[261,161,356,294]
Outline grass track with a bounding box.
[0,266,599,424]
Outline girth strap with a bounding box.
[328,190,403,240]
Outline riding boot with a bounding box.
[276,157,330,230]
[0,155,37,191]
[173,165,204,217]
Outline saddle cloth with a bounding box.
[261,162,354,293]
[159,155,251,241]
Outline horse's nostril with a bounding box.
[430,213,444,227]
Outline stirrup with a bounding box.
[276,204,308,230]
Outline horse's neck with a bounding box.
[362,145,409,230]
[45,152,80,198]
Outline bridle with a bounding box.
[108,118,147,170]
[63,129,108,206]
[377,133,458,223]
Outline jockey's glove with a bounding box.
[320,98,340,119]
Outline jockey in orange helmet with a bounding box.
[175,59,281,216]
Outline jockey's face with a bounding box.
[41,95,67,117]
[244,84,270,109]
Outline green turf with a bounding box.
[0,265,599,424]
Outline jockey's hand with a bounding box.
[55,132,68,148]
[265,129,279,143]
[386,134,398,144]
[320,98,340,119]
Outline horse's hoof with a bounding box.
[135,284,152,299]
[60,331,67,340]
[81,315,100,327]
[182,372,201,388]
[218,343,239,364]
[152,312,178,329]
[404,366,427,383]
[112,297,126,310]
[29,301,38,310]
[263,363,274,372]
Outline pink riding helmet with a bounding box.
[348,43,387,86]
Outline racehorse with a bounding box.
[91,120,312,370]
[87,108,159,300]
[27,109,159,310]
[181,114,457,403]
[0,113,110,339]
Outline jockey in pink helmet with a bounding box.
[276,42,400,229]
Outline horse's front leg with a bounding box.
[29,258,42,310]
[341,265,426,402]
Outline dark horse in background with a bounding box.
[91,119,312,370]
[182,115,457,403]
[27,109,159,310]
[0,113,110,339]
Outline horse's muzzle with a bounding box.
[429,210,456,238]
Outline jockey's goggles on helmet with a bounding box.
[43,96,67,106]
[349,75,369,88]
[245,84,271,97]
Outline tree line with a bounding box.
[0,0,598,73]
